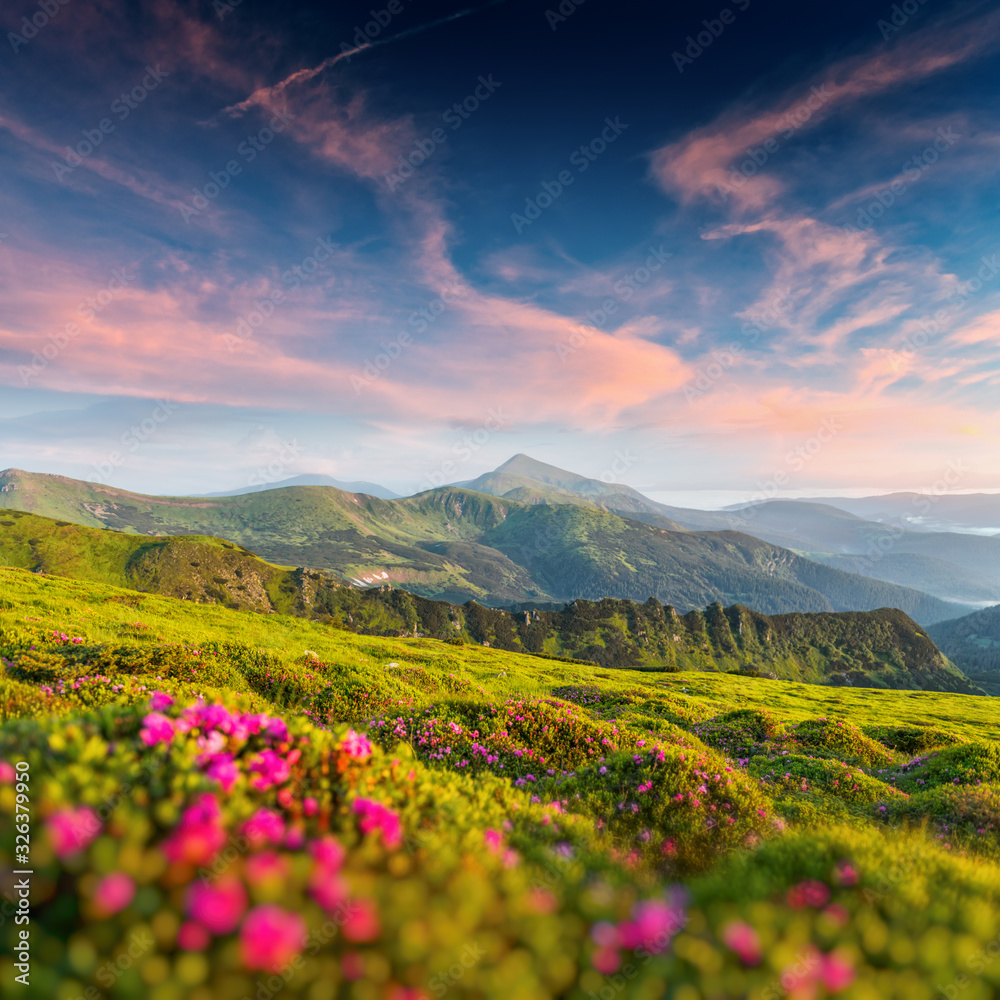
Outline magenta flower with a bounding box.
[161,794,227,866]
[484,829,503,853]
[243,807,285,847]
[248,750,291,791]
[245,851,290,887]
[722,921,762,966]
[0,761,17,784]
[311,835,346,872]
[617,899,685,953]
[342,898,381,942]
[265,717,289,742]
[140,712,176,747]
[149,691,174,712]
[177,921,210,951]
[204,753,240,793]
[240,905,307,972]
[187,877,248,934]
[92,873,135,916]
[340,730,373,760]
[352,798,402,850]
[820,952,855,992]
[47,806,101,858]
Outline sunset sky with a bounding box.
[1,0,998,497]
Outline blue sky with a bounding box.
[1,0,999,497]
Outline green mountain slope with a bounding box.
[928,605,1000,688]
[0,468,972,623]
[0,511,979,692]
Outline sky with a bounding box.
[1,0,999,499]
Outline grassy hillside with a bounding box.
[3,567,1000,998]
[0,511,979,693]
[0,469,972,623]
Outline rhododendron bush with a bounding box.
[4,569,1000,998]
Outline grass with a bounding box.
[3,565,1000,998]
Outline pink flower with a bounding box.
[248,750,291,791]
[177,921,210,951]
[833,859,858,887]
[204,753,240,793]
[311,835,346,872]
[722,921,762,966]
[149,691,174,712]
[246,851,290,887]
[820,952,855,992]
[617,899,685,953]
[340,730,373,760]
[787,879,831,909]
[47,806,101,858]
[303,796,319,817]
[240,905,307,972]
[162,794,226,866]
[187,877,248,934]
[0,761,17,784]
[343,898,381,942]
[484,829,503,853]
[140,712,176,747]
[592,946,621,974]
[242,808,285,847]
[265,717,289,742]
[93,873,135,916]
[352,798,402,850]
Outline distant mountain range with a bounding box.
[0,508,980,693]
[0,465,973,624]
[928,605,1000,691]
[198,474,399,499]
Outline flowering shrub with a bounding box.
[785,718,895,767]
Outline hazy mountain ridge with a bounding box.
[0,469,972,624]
